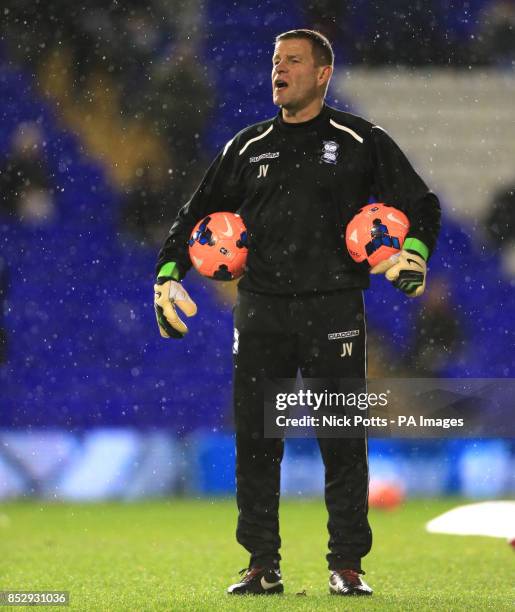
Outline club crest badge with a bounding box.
[321,140,339,165]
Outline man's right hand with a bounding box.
[154,277,197,339]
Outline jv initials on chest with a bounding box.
[257,164,269,178]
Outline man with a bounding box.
[154,29,441,596]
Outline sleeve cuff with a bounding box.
[157,262,180,281]
[403,237,429,261]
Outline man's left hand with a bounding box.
[370,250,427,297]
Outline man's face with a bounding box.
[271,38,326,110]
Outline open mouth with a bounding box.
[274,79,288,90]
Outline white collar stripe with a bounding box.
[238,125,274,155]
[329,119,364,144]
[222,138,234,157]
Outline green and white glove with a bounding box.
[154,262,197,339]
[370,238,428,298]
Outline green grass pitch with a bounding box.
[1,498,513,611]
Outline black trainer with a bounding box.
[227,567,284,595]
[329,569,373,596]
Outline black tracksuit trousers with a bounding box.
[232,288,372,571]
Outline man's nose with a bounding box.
[274,60,288,73]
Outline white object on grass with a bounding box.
[426,501,515,541]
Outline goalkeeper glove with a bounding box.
[154,262,197,339]
[370,238,428,298]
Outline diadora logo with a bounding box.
[321,140,339,164]
[249,152,279,163]
[257,164,269,178]
[328,330,359,341]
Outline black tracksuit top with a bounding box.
[157,104,441,296]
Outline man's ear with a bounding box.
[318,65,333,88]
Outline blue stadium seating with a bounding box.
[1,3,513,439]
